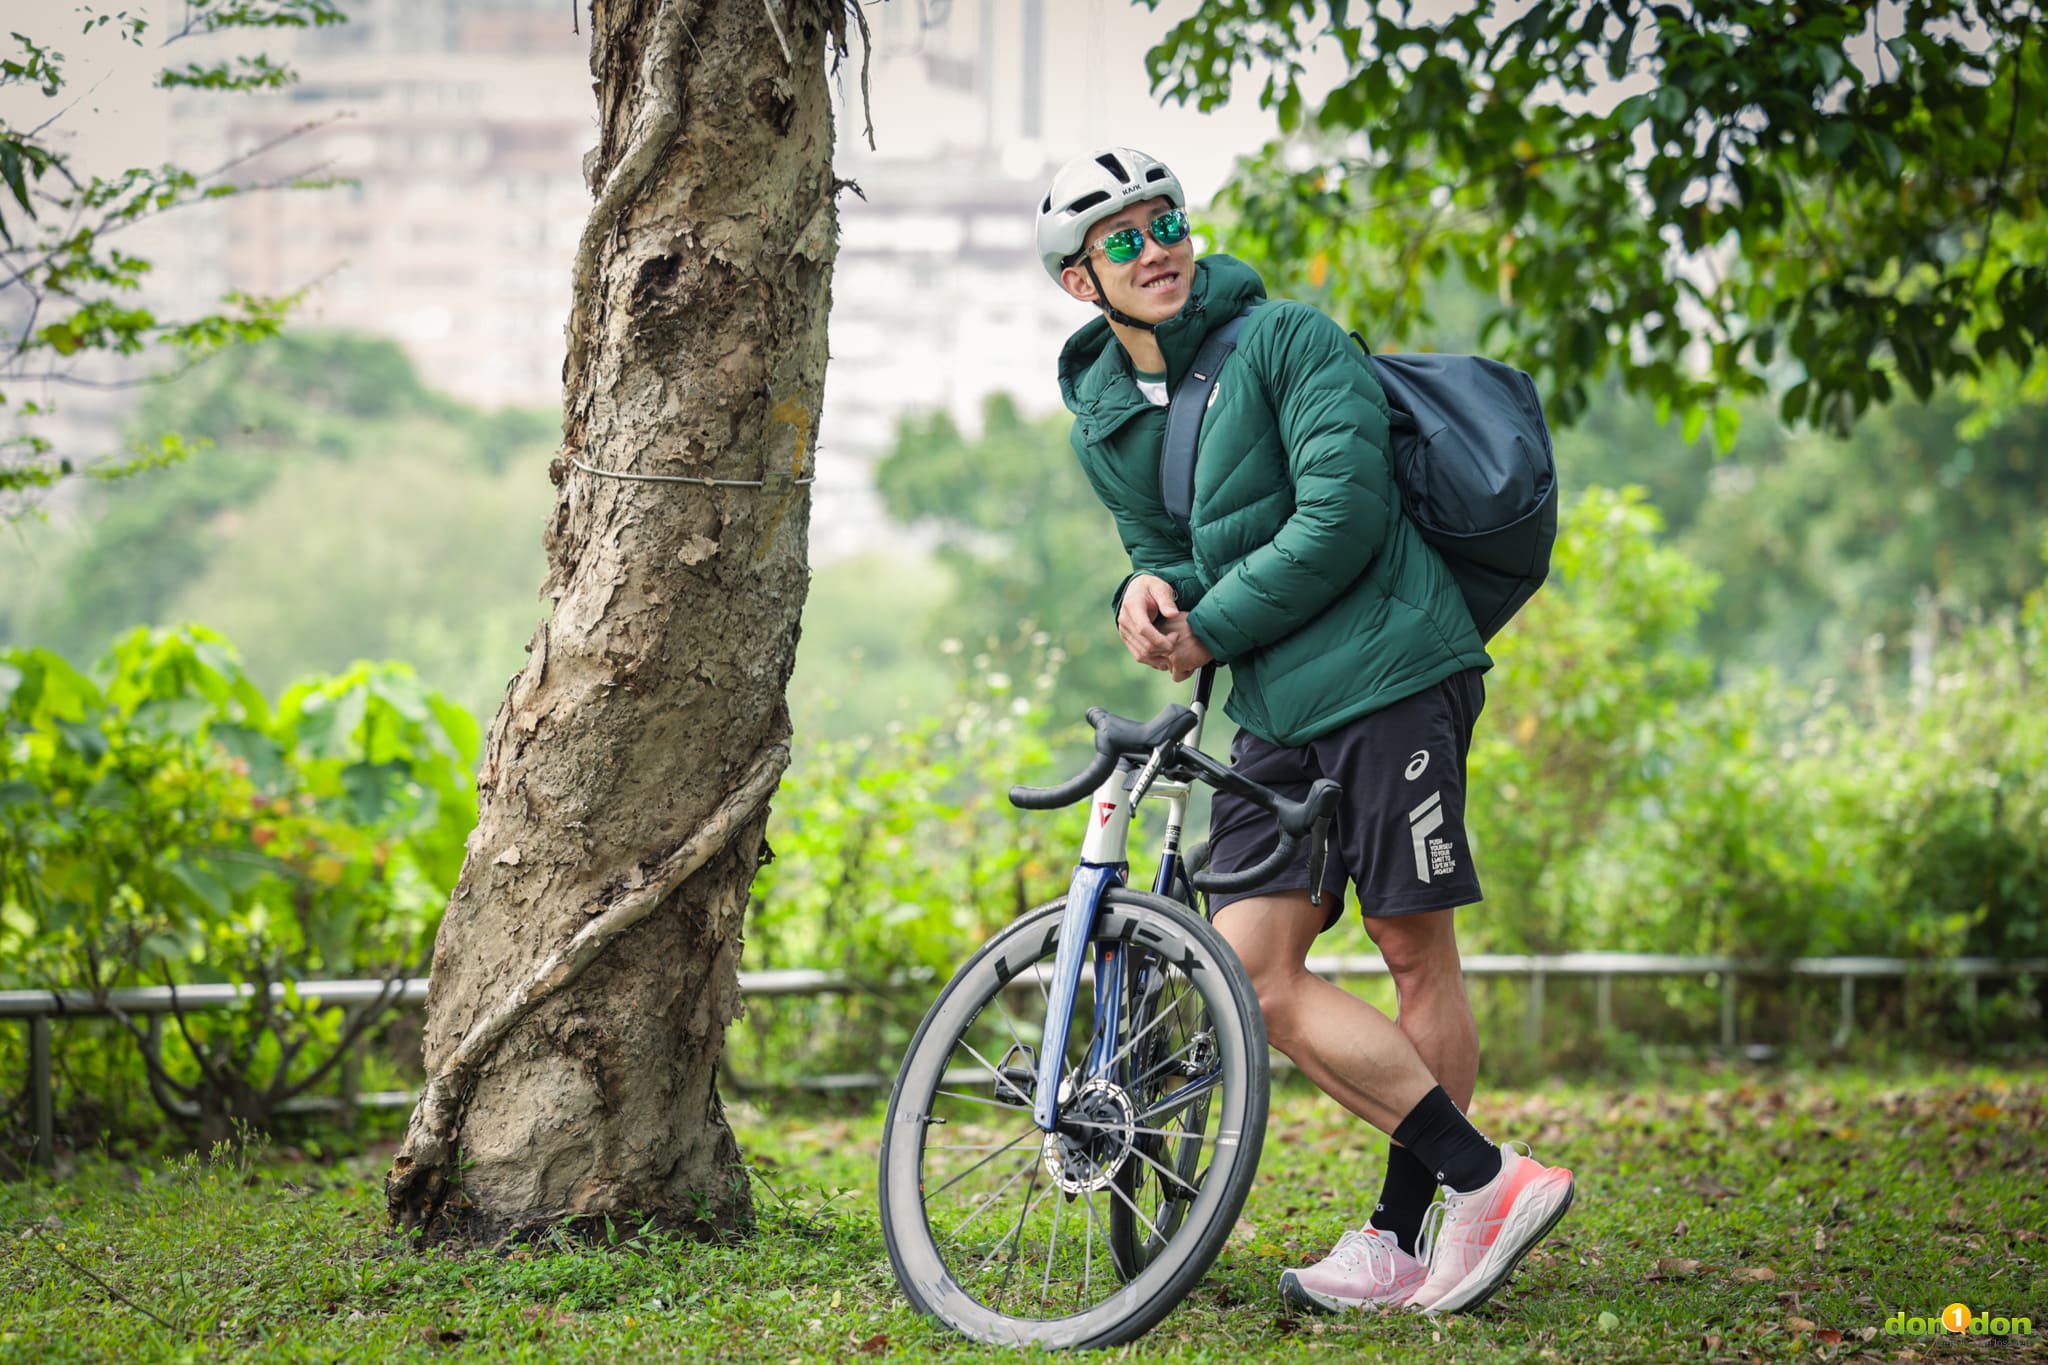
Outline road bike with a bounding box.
[878,666,1340,1348]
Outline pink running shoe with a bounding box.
[1280,1225,1428,1312]
[1407,1143,1575,1315]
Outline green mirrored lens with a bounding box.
[1153,210,1189,245]
[1100,228,1144,263]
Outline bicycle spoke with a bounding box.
[1136,1071,1222,1126]
[932,1089,1033,1115]
[992,1152,1045,1303]
[1124,1029,1206,1095]
[921,1123,1041,1201]
[1122,1132,1201,1198]
[1101,1164,1170,1247]
[1039,1177,1065,1309]
[1060,1114,1233,1145]
[938,1144,1042,1247]
[1098,980,1196,1078]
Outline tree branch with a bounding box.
[1971,13,2028,293]
[274,977,407,1104]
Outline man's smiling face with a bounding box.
[1059,196,1193,327]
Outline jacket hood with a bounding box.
[1057,254,1269,428]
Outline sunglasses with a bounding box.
[1085,209,1191,265]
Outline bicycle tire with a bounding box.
[878,888,1268,1349]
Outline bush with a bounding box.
[0,627,476,1147]
[738,635,1069,1086]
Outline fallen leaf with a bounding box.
[1737,1266,1779,1281]
[1785,1316,1817,1333]
[1813,1227,1827,1251]
[854,1335,888,1355]
[1656,1257,1702,1276]
[1818,1328,1844,1345]
[1597,1311,1620,1332]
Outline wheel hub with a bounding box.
[1042,1079,1137,1193]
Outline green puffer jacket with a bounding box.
[1058,254,1490,746]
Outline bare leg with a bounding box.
[1365,909,1478,1111]
[1213,891,1436,1134]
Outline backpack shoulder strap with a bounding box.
[1159,307,1257,531]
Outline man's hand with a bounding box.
[1160,621,1215,682]
[1118,574,1182,668]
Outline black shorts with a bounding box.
[1206,668,1485,928]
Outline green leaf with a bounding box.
[211,724,287,794]
[340,760,408,826]
[296,685,367,760]
[56,719,110,763]
[132,695,214,738]
[1681,403,1708,445]
[1712,402,1741,453]
[171,862,231,917]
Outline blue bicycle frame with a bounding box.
[1029,699,1206,1134]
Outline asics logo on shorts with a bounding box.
[1404,750,1429,780]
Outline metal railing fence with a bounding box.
[6,954,2042,1168]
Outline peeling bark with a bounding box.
[385,0,844,1242]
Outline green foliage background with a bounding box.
[5,298,2046,1140]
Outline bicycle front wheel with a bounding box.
[878,887,1268,1350]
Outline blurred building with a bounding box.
[141,0,1262,559]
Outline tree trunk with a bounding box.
[385,0,846,1242]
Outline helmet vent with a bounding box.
[1144,167,1168,183]
[1064,189,1111,215]
[1041,194,1052,213]
[1095,152,1130,183]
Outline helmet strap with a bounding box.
[1082,257,1156,332]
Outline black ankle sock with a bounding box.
[1390,1086,1502,1194]
[1371,1140,1437,1257]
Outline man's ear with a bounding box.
[1059,261,1098,304]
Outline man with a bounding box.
[1034,147,1575,1315]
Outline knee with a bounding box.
[1367,912,1460,989]
[1247,966,1309,1051]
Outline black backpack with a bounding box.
[1159,309,1558,642]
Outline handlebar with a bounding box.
[1008,670,1343,903]
[1007,703,1200,810]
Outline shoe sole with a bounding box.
[1419,1171,1576,1316]
[1279,1270,1419,1314]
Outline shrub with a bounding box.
[0,627,476,1146]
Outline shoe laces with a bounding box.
[1415,1201,1446,1270]
[1326,1227,1399,1288]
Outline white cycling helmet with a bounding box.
[1035,147,1186,286]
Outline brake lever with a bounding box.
[1305,813,1333,908]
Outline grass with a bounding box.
[2,1058,2043,1363]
